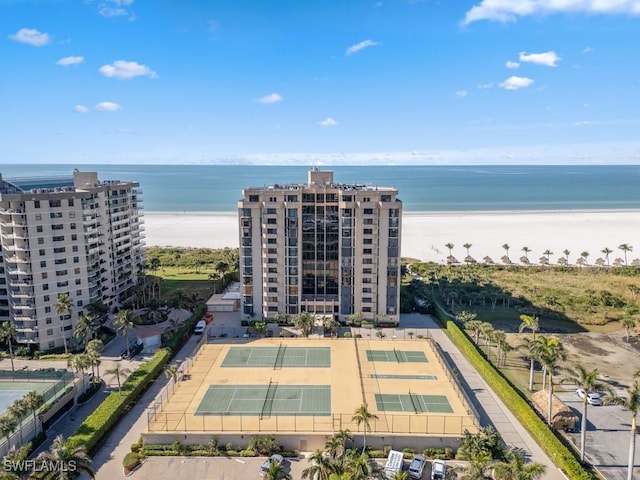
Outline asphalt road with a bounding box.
[556,391,640,480]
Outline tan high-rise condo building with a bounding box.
[0,170,144,351]
[238,168,401,324]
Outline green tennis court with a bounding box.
[370,374,437,380]
[195,385,332,416]
[0,381,56,414]
[375,393,453,413]
[366,349,428,363]
[221,346,331,368]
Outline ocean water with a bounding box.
[1,164,639,212]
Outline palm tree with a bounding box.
[562,365,606,461]
[518,314,539,339]
[502,244,510,262]
[7,400,27,446]
[74,313,97,351]
[454,451,492,480]
[603,374,640,480]
[619,243,633,266]
[302,449,334,480]
[105,364,132,394]
[542,249,553,262]
[0,321,17,374]
[351,403,378,453]
[113,309,136,359]
[537,336,565,426]
[68,354,91,392]
[23,391,44,436]
[0,414,17,450]
[293,312,315,337]
[54,293,73,354]
[493,448,546,480]
[463,243,472,257]
[602,247,613,266]
[520,337,542,392]
[521,246,531,263]
[149,257,161,275]
[335,429,353,450]
[263,460,291,480]
[580,251,590,266]
[445,243,454,258]
[208,271,223,294]
[457,310,477,325]
[563,249,571,265]
[466,320,483,344]
[622,317,637,343]
[86,339,104,379]
[32,434,96,479]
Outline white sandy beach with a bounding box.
[143,210,640,265]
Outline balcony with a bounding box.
[6,266,32,276]
[13,313,35,322]
[9,288,34,298]
[8,277,32,287]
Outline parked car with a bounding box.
[259,454,284,477]
[121,342,143,360]
[408,454,426,479]
[576,389,602,406]
[193,319,206,335]
[431,459,447,480]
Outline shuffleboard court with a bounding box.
[370,374,437,380]
[195,385,331,416]
[375,393,454,413]
[366,349,428,363]
[221,346,331,368]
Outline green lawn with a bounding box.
[157,267,217,303]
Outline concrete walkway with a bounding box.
[399,314,567,480]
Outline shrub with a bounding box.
[123,452,141,472]
[402,447,415,458]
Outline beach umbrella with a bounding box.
[519,256,530,265]
[595,258,606,267]
[483,256,494,265]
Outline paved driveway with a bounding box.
[556,391,640,480]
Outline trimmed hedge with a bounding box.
[432,301,594,480]
[66,306,207,453]
[66,347,171,453]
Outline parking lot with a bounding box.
[556,391,640,480]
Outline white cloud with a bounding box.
[95,101,122,111]
[74,105,89,113]
[318,117,338,127]
[506,60,520,69]
[519,51,561,67]
[455,90,468,98]
[99,60,157,79]
[9,28,50,46]
[257,93,283,105]
[98,0,135,20]
[57,56,85,66]
[462,0,640,25]
[478,82,494,89]
[583,46,594,53]
[345,40,379,56]
[574,120,598,126]
[499,76,534,90]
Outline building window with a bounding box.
[267,228,277,234]
[38,237,44,245]
[54,259,67,265]
[363,238,373,245]
[41,272,48,279]
[381,195,391,202]
[362,307,372,312]
[286,195,298,202]
[363,208,373,214]
[268,277,277,283]
[72,245,78,252]
[40,261,46,268]
[363,249,372,255]
[36,225,43,233]
[70,223,76,230]
[363,218,374,225]
[56,270,68,276]
[50,212,63,219]
[77,300,83,307]
[68,199,74,207]
[34,201,40,208]
[249,195,259,202]
[43,284,49,291]
[362,297,372,303]
[49,200,61,208]
[35,214,42,221]
[45,306,51,313]
[266,208,276,214]
[39,249,45,256]
[69,211,75,218]
[53,236,64,242]
[74,268,81,274]
[45,317,52,324]
[267,218,277,224]
[46,329,53,336]
[267,248,277,254]
[267,238,277,244]
[44,295,50,302]
[53,247,66,253]
[71,234,77,241]
[75,279,81,285]
[364,228,372,234]
[73,257,79,263]
[363,258,373,265]
[48,341,54,348]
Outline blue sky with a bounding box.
[2,0,639,165]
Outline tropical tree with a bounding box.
[619,244,633,266]
[580,251,590,266]
[74,313,97,351]
[536,336,565,426]
[23,391,44,436]
[601,247,613,266]
[335,429,353,451]
[6,400,26,446]
[32,434,96,479]
[0,414,16,451]
[113,309,136,359]
[293,312,315,337]
[603,374,640,480]
[466,320,483,344]
[208,271,223,294]
[105,364,132,394]
[457,310,477,325]
[445,243,454,258]
[518,314,539,340]
[0,321,17,374]
[521,246,531,263]
[520,337,542,392]
[67,354,91,392]
[502,244,510,262]
[263,460,291,480]
[351,403,378,452]
[562,365,606,462]
[622,317,637,343]
[54,293,73,354]
[149,257,161,275]
[454,451,492,480]
[86,339,104,380]
[563,249,571,265]
[463,243,473,257]
[493,448,546,480]
[302,449,334,480]
[542,249,553,262]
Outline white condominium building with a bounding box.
[0,170,144,351]
[238,168,402,324]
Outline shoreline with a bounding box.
[143,209,640,264]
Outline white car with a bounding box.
[259,454,284,477]
[576,389,602,406]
